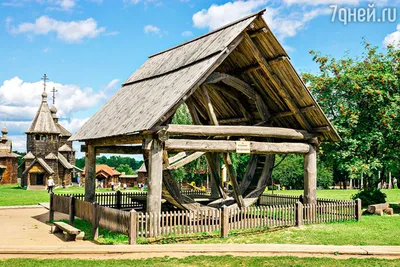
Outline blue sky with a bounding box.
[0,0,399,156]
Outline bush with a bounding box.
[352,188,386,206]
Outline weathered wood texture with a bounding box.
[164,124,314,140]
[303,145,317,205]
[165,139,310,154]
[84,145,96,203]
[71,12,339,143]
[81,145,142,155]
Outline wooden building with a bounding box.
[0,126,19,184]
[22,88,78,189]
[82,164,121,188]
[71,10,340,227]
[136,163,147,185]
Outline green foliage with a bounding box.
[75,156,143,172]
[115,164,134,175]
[352,188,387,206]
[13,151,26,177]
[272,155,333,189]
[302,40,400,183]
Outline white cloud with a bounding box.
[283,0,360,5]
[8,16,106,43]
[0,76,107,123]
[104,78,120,91]
[181,30,193,37]
[59,117,90,133]
[383,24,400,47]
[192,0,333,40]
[144,24,160,34]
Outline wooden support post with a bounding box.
[129,209,138,245]
[116,190,122,210]
[69,196,75,226]
[85,144,96,203]
[295,201,303,226]
[220,206,229,238]
[355,198,362,222]
[146,139,163,237]
[49,193,54,222]
[304,145,317,205]
[222,153,244,209]
[92,202,99,240]
[206,153,227,199]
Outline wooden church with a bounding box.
[22,81,77,189]
[0,125,19,184]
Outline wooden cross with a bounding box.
[51,87,58,105]
[41,74,49,92]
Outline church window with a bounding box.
[41,135,46,141]
[35,135,40,141]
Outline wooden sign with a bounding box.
[236,141,251,154]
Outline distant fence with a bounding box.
[50,193,361,244]
[258,193,353,206]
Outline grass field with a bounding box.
[0,184,139,206]
[265,189,400,203]
[2,256,400,267]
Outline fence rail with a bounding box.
[50,193,361,245]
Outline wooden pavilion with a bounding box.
[71,10,340,221]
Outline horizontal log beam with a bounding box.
[81,145,143,154]
[313,126,331,132]
[218,117,250,124]
[164,124,315,140]
[86,135,143,146]
[165,139,311,154]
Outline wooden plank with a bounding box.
[167,152,205,170]
[81,145,142,154]
[272,105,316,119]
[165,139,310,154]
[222,153,245,209]
[146,139,163,237]
[84,145,96,203]
[243,33,312,131]
[87,135,143,146]
[168,152,187,165]
[201,85,219,125]
[165,124,315,140]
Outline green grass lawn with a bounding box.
[0,184,139,206]
[2,256,400,267]
[266,189,400,203]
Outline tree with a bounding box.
[272,155,333,189]
[116,164,134,175]
[302,40,400,187]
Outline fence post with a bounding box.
[49,193,54,222]
[69,196,76,226]
[220,205,229,238]
[299,194,304,204]
[92,202,99,240]
[116,190,122,210]
[295,201,303,227]
[129,209,138,245]
[355,198,362,221]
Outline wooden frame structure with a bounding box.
[70,10,340,224]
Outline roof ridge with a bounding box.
[149,9,265,58]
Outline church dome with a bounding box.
[50,105,58,114]
[1,126,8,135]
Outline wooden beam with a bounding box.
[165,139,311,154]
[168,152,187,165]
[247,27,268,38]
[201,85,219,125]
[313,126,331,132]
[167,152,205,170]
[221,153,245,209]
[81,145,142,155]
[304,145,317,205]
[243,33,313,131]
[164,124,315,140]
[218,117,249,124]
[84,145,96,203]
[273,105,316,119]
[87,135,143,147]
[147,139,163,237]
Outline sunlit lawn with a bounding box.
[265,189,400,203]
[0,184,139,206]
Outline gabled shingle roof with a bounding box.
[26,92,60,134]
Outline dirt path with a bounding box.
[0,207,93,246]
